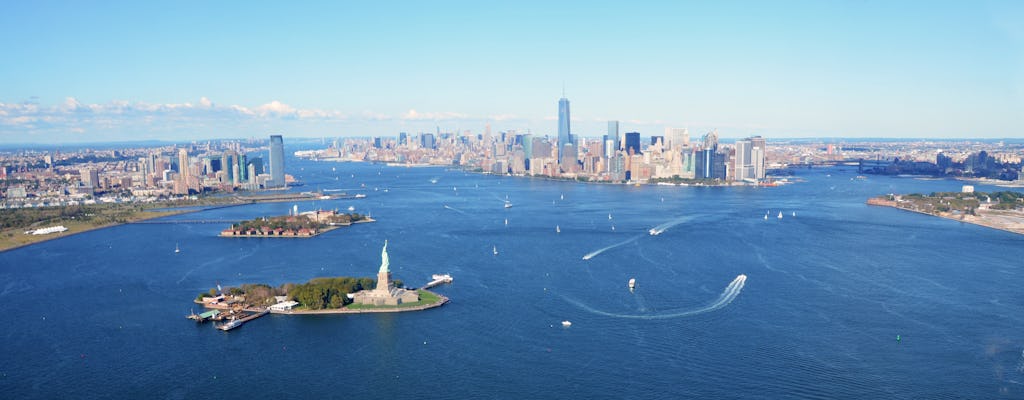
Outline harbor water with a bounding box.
[2,151,1023,398]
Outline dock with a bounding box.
[422,274,453,289]
[215,309,269,331]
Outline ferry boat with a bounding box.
[217,318,243,331]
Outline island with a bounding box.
[219,209,373,238]
[867,187,1024,235]
[189,241,450,329]
[0,191,363,252]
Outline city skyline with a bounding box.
[1,1,1022,143]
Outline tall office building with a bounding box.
[268,135,285,188]
[624,132,642,155]
[607,121,620,151]
[734,139,754,181]
[557,96,571,165]
[749,136,767,180]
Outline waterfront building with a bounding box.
[558,96,571,166]
[268,135,285,188]
[352,241,419,306]
[735,139,754,181]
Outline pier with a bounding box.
[422,274,453,289]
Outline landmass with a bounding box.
[0,191,363,252]
[220,210,373,238]
[867,190,1024,235]
[192,275,448,317]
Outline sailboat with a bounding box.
[493,245,499,255]
[174,243,180,253]
[763,213,768,220]
[608,214,612,220]
[628,278,636,290]
[777,211,783,219]
[556,225,561,233]
[504,200,512,208]
[504,218,508,226]
[792,211,796,217]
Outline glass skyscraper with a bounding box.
[557,96,571,165]
[268,134,285,188]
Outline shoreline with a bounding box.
[199,289,449,315]
[0,209,194,253]
[867,198,1024,236]
[0,193,359,253]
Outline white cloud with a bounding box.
[402,109,469,120]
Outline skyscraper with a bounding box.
[607,121,620,151]
[558,96,571,165]
[624,132,642,155]
[268,135,285,188]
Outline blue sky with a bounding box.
[1,1,1022,143]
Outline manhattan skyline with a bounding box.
[1,1,1022,143]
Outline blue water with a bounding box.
[2,155,1023,398]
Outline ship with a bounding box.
[628,278,636,290]
[216,318,243,331]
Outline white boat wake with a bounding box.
[648,215,694,236]
[442,204,468,215]
[561,274,747,319]
[582,236,640,260]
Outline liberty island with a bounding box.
[193,240,448,322]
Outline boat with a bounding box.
[792,211,796,217]
[608,214,612,220]
[493,245,498,255]
[628,278,636,290]
[216,318,243,331]
[556,225,561,233]
[504,218,508,226]
[354,194,366,198]
[561,320,572,327]
[504,201,512,209]
[560,193,564,200]
[777,211,783,219]
[649,228,661,236]
[348,206,355,211]
[763,214,768,220]
[174,243,180,253]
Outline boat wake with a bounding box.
[648,215,694,236]
[582,236,640,260]
[561,274,747,319]
[442,205,468,215]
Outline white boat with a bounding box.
[556,225,561,233]
[493,245,498,255]
[504,218,508,226]
[628,278,636,289]
[561,320,572,327]
[174,243,180,253]
[504,201,512,208]
[649,228,661,236]
[217,318,242,331]
[560,193,564,200]
[608,214,612,220]
[778,211,783,219]
[348,206,355,211]
[763,214,768,220]
[792,211,796,217]
[354,194,366,198]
